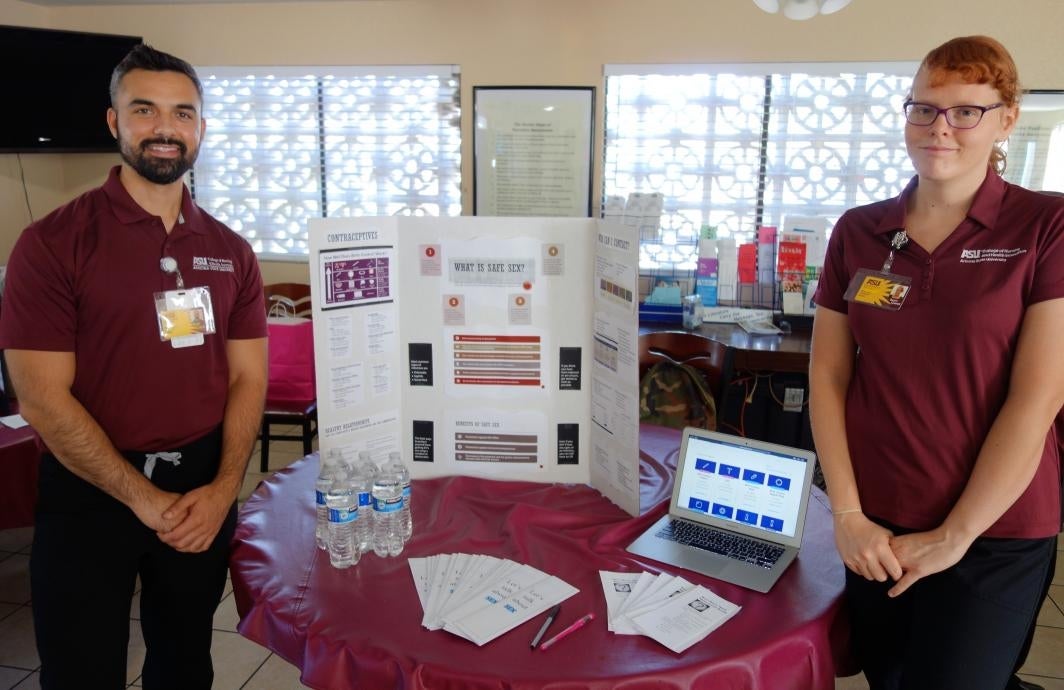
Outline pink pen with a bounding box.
[538,613,594,651]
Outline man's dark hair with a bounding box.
[109,43,203,107]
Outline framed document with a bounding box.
[1004,89,1064,193]
[473,86,595,217]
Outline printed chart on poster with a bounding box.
[308,216,642,515]
[320,246,394,310]
[311,224,403,471]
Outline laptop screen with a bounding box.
[674,431,810,539]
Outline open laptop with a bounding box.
[627,427,817,593]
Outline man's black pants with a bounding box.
[31,428,235,690]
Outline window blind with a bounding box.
[603,62,917,272]
[192,66,461,258]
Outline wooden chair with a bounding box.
[260,400,317,472]
[638,330,732,406]
[638,330,734,412]
[261,283,317,471]
[264,282,313,319]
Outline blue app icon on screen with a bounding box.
[687,497,709,513]
[695,459,716,473]
[719,464,740,479]
[760,516,784,532]
[742,469,765,484]
[712,503,734,519]
[737,509,758,525]
[768,475,791,491]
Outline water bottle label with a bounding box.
[328,507,358,523]
[402,486,412,498]
[358,491,371,507]
[373,496,403,513]
[316,490,326,506]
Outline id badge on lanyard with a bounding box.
[154,257,216,348]
[842,231,913,311]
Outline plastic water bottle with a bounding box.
[315,455,337,550]
[357,450,375,472]
[385,452,412,543]
[326,475,360,569]
[352,466,374,554]
[372,470,404,557]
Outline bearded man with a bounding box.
[0,44,267,690]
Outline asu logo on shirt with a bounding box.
[192,256,236,272]
[959,248,1028,264]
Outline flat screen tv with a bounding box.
[0,25,142,153]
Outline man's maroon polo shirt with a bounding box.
[815,172,1064,538]
[0,166,266,451]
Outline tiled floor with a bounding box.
[1,432,1062,690]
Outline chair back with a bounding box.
[264,283,312,319]
[637,331,733,432]
[638,331,731,405]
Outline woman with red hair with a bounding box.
[811,36,1063,689]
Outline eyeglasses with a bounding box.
[902,100,1004,129]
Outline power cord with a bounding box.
[16,153,33,223]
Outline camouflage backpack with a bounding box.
[639,360,718,431]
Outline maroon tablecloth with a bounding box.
[0,424,41,530]
[231,425,852,690]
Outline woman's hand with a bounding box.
[887,528,970,598]
[833,512,904,582]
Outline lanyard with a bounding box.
[160,256,185,289]
[881,231,909,272]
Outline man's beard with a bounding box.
[116,125,198,185]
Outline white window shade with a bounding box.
[604,63,916,273]
[192,66,461,258]
[763,72,915,227]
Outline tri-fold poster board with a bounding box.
[308,216,643,515]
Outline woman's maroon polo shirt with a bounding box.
[0,166,266,451]
[815,173,1064,538]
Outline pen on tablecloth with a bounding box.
[530,604,562,649]
[539,612,594,651]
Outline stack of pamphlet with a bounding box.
[599,570,740,653]
[409,554,578,646]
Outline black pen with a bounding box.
[530,604,562,649]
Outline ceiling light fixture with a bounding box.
[753,0,852,20]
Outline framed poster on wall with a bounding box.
[473,86,595,217]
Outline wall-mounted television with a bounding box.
[0,25,142,153]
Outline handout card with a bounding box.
[631,585,741,654]
[411,554,578,646]
[600,570,740,652]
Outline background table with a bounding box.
[0,424,41,530]
[639,323,812,374]
[230,425,851,690]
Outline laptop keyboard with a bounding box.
[657,519,785,569]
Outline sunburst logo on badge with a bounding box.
[858,276,892,305]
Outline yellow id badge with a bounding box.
[842,269,912,311]
[154,287,216,348]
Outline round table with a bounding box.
[230,425,852,689]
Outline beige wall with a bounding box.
[2,0,1063,282]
